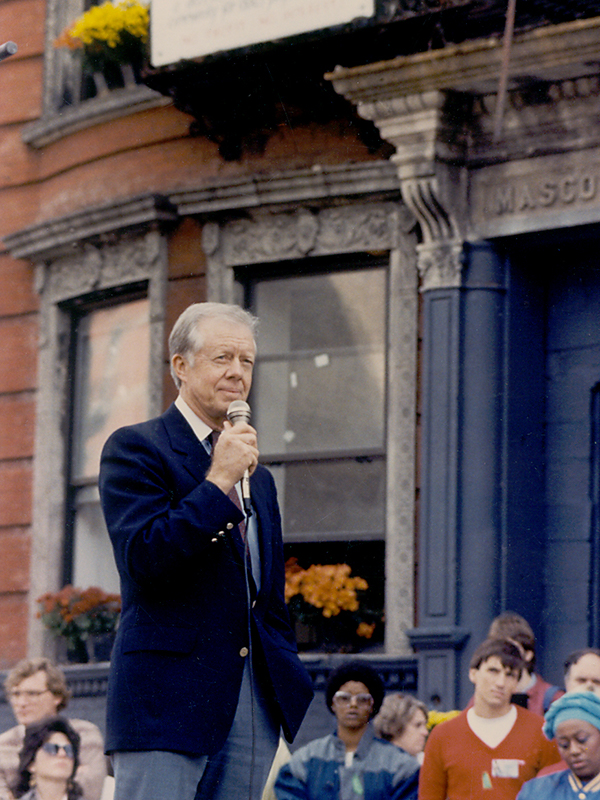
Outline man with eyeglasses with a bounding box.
[0,657,106,800]
[275,662,419,800]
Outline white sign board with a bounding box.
[150,0,375,67]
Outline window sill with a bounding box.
[22,84,172,149]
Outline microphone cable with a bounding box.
[242,499,257,800]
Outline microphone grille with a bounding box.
[227,400,251,424]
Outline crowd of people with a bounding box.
[0,657,108,800]
[1,614,600,800]
[268,612,600,800]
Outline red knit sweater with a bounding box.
[419,707,560,800]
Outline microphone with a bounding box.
[0,42,17,62]
[226,400,252,516]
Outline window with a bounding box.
[248,261,387,648]
[26,0,162,148]
[65,292,151,591]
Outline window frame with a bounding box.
[202,200,419,653]
[62,282,150,588]
[28,227,168,656]
[243,254,388,544]
[23,0,166,148]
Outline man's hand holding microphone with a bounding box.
[205,401,256,514]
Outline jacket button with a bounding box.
[226,522,234,530]
[211,537,218,543]
[239,647,249,657]
[252,600,256,608]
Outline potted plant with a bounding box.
[37,585,121,663]
[284,558,381,652]
[54,0,149,94]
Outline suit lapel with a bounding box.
[162,404,269,586]
[162,403,211,484]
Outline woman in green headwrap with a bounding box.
[517,692,600,798]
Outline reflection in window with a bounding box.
[269,458,385,541]
[68,296,151,590]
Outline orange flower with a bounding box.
[36,585,121,648]
[284,562,368,618]
[356,622,376,639]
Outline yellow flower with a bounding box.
[55,1,149,53]
[427,709,461,730]
[356,622,376,639]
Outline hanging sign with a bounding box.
[150,0,375,67]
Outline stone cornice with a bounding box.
[3,163,401,263]
[326,16,600,103]
[170,161,400,215]
[22,87,171,149]
[3,194,178,261]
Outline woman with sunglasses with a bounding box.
[11,716,82,800]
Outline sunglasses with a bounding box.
[41,742,75,758]
[332,691,373,707]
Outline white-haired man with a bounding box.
[99,302,313,800]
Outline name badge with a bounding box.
[491,759,524,778]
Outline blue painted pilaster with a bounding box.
[409,241,507,709]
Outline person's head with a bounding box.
[13,716,81,799]
[169,302,258,429]
[372,693,429,756]
[564,649,600,695]
[488,612,537,671]
[469,638,525,717]
[4,658,70,726]
[543,692,600,782]
[326,662,385,733]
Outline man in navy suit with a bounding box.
[99,302,313,800]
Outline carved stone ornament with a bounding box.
[399,176,465,291]
[416,239,464,291]
[46,231,162,304]
[214,203,405,268]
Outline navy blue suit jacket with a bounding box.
[99,403,313,756]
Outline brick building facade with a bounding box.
[2,0,600,709]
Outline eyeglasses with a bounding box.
[333,691,373,707]
[7,690,51,701]
[41,742,74,758]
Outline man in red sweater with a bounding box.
[419,638,560,800]
[487,613,564,715]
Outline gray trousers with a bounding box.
[112,662,279,800]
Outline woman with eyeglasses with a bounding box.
[11,716,82,800]
[274,662,419,800]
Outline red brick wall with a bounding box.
[0,0,44,664]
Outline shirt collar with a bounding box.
[175,395,214,443]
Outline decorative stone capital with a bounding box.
[328,81,468,290]
[416,239,464,291]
